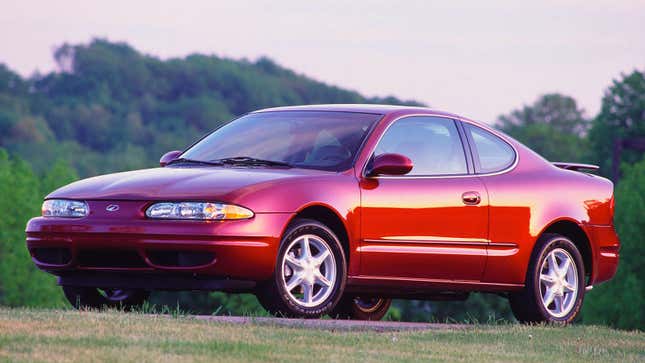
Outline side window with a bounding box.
[465,124,516,173]
[373,116,467,176]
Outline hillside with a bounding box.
[0,39,421,177]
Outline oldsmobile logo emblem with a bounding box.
[106,204,120,212]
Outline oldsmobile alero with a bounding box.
[25,104,620,323]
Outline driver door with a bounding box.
[359,116,489,281]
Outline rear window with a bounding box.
[465,124,516,173]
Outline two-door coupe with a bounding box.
[26,105,619,323]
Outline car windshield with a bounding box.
[180,111,381,171]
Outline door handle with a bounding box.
[462,191,481,205]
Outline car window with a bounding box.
[465,124,516,173]
[373,116,467,176]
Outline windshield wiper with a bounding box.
[167,158,224,166]
[211,156,292,168]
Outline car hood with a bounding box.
[47,166,330,202]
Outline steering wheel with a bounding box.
[311,145,351,165]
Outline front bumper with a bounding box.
[56,271,257,292]
[26,211,294,282]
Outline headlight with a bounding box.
[42,199,89,218]
[145,202,254,220]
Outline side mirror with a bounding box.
[367,153,413,176]
[160,150,183,167]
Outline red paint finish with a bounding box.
[359,177,488,281]
[26,105,619,296]
[367,153,413,176]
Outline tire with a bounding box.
[62,286,149,310]
[509,233,585,324]
[256,218,347,318]
[330,296,392,321]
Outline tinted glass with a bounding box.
[181,111,380,171]
[465,124,516,173]
[374,116,467,176]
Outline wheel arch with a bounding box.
[535,218,593,284]
[286,203,352,266]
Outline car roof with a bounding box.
[253,104,465,119]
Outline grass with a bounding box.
[0,307,643,362]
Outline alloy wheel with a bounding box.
[280,234,337,308]
[354,297,386,313]
[98,289,131,302]
[539,248,579,318]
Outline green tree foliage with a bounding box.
[0,150,77,307]
[589,70,645,177]
[582,159,645,330]
[2,39,419,178]
[581,70,645,330]
[497,94,590,162]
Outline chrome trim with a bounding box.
[552,162,599,171]
[363,238,487,246]
[489,242,519,247]
[360,113,520,179]
[363,238,518,248]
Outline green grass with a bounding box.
[0,307,643,362]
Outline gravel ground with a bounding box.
[194,315,470,332]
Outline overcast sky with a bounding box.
[1,0,643,123]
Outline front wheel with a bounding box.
[256,218,347,318]
[330,296,392,320]
[63,286,149,310]
[509,233,585,324]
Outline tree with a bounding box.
[582,158,645,330]
[2,39,422,178]
[497,94,591,162]
[0,150,75,307]
[589,70,645,179]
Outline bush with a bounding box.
[0,149,76,307]
[582,158,645,330]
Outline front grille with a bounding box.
[32,247,72,265]
[77,249,148,268]
[147,250,215,267]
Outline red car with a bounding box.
[26,105,619,323]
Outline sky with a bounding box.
[1,0,644,123]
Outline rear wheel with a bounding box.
[510,233,585,324]
[62,286,149,310]
[330,296,392,320]
[256,218,347,318]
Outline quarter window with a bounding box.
[373,116,467,176]
[465,124,516,173]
